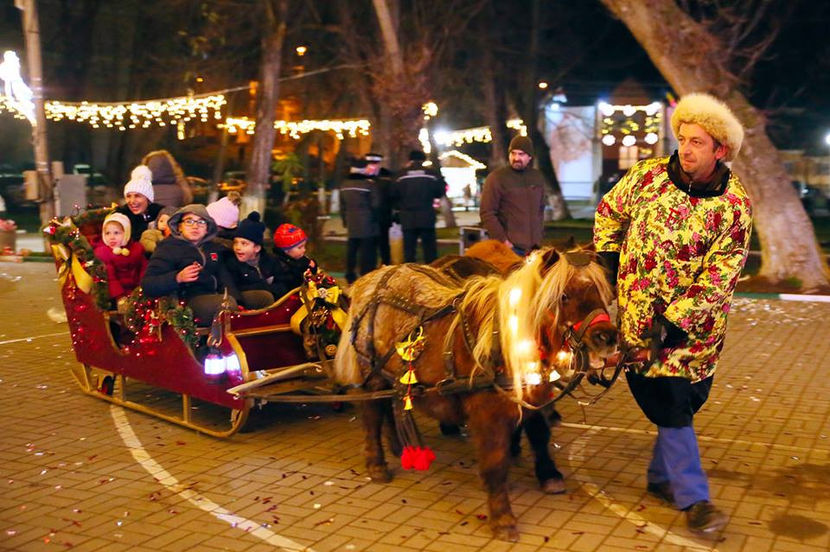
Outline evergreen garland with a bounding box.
[42,208,112,311]
[124,287,199,351]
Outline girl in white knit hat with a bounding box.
[93,211,148,311]
[115,164,165,238]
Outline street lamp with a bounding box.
[824,132,830,147]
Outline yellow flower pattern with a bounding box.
[594,157,752,382]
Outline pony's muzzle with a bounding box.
[586,324,618,352]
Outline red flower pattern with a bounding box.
[594,157,752,382]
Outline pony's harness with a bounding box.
[348,264,609,407]
[349,264,506,393]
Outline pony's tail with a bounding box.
[333,315,362,385]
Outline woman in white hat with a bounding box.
[115,164,165,237]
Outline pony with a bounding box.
[433,239,566,478]
[334,247,618,540]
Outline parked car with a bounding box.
[72,164,110,190]
[793,181,826,215]
[0,165,27,209]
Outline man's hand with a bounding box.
[503,239,514,250]
[646,314,688,361]
[176,262,201,283]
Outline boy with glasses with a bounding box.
[142,204,237,324]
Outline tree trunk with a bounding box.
[371,0,403,76]
[600,0,828,289]
[521,0,570,221]
[247,0,287,213]
[479,2,506,170]
[372,0,402,161]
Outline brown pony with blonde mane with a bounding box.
[334,247,617,541]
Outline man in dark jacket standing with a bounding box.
[364,152,394,265]
[391,150,446,263]
[340,159,380,283]
[479,135,546,256]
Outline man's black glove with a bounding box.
[647,314,688,361]
[597,251,620,288]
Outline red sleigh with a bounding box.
[44,209,343,437]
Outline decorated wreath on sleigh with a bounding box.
[290,268,349,360]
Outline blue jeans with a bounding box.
[648,425,709,509]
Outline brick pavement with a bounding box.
[0,262,828,551]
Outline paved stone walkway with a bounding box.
[0,262,828,551]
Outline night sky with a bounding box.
[1,1,827,153]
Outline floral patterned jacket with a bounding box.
[594,155,752,382]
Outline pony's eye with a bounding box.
[561,293,569,303]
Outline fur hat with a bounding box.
[123,165,155,202]
[508,135,534,157]
[409,150,427,162]
[670,93,744,162]
[206,196,240,229]
[103,212,132,246]
[274,223,307,251]
[235,211,265,246]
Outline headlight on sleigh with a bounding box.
[203,352,242,380]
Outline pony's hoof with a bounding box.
[492,523,519,542]
[541,478,566,494]
[368,465,393,483]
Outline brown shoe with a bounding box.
[685,501,728,535]
[646,481,674,504]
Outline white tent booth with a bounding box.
[437,149,485,207]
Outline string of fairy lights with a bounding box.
[221,116,371,140]
[0,91,227,130]
[433,118,528,148]
[1,87,664,147]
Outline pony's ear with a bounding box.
[541,248,560,272]
[563,235,577,250]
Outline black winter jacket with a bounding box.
[391,162,445,230]
[223,249,279,298]
[141,205,234,299]
[271,250,317,298]
[340,174,380,238]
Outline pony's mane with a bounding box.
[444,274,503,377]
[494,250,613,400]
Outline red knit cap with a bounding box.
[274,223,307,250]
